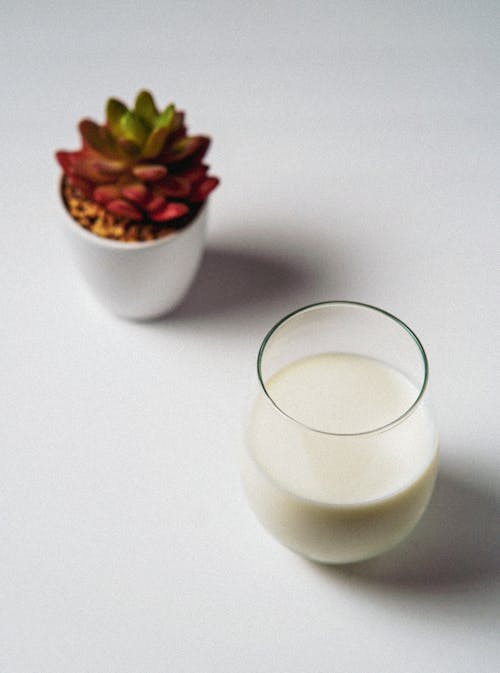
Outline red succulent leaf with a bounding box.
[61,150,102,184]
[56,150,77,173]
[191,177,220,202]
[107,199,143,221]
[144,195,166,214]
[93,184,122,205]
[155,175,191,199]
[171,111,185,135]
[71,155,114,184]
[132,164,168,181]
[66,174,93,198]
[92,159,128,176]
[177,163,208,183]
[164,136,209,164]
[121,182,149,205]
[150,202,189,222]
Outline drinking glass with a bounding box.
[241,301,438,563]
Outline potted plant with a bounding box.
[56,90,219,319]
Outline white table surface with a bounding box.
[2,2,499,671]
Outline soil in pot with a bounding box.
[62,179,202,243]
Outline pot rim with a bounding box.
[59,176,206,251]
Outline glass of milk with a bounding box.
[241,301,439,564]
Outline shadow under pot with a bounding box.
[60,180,207,320]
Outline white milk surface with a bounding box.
[242,353,438,562]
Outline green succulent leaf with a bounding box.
[140,126,169,160]
[106,98,128,138]
[79,120,119,159]
[154,104,175,131]
[134,90,158,127]
[119,111,149,147]
[117,136,142,159]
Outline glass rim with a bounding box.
[257,300,429,437]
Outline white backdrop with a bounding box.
[1,2,499,671]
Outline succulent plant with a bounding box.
[56,90,219,225]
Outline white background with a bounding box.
[1,1,499,671]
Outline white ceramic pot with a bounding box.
[62,202,207,320]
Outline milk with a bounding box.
[242,353,438,563]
